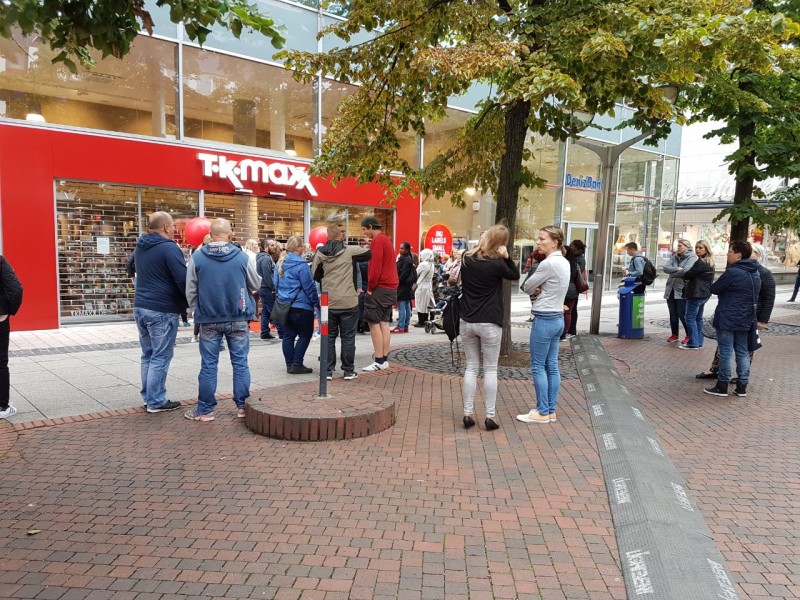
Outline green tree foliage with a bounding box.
[280,0,797,350]
[0,0,285,72]
[687,0,800,241]
[770,184,800,234]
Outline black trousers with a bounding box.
[327,307,359,374]
[0,318,9,410]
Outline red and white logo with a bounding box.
[198,153,318,196]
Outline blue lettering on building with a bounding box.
[566,173,603,191]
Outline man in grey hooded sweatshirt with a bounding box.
[312,225,371,380]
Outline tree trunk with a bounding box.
[495,99,531,356]
[730,103,756,243]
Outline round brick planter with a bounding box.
[245,381,395,441]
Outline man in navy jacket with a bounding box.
[185,218,260,421]
[134,212,188,414]
[704,241,761,398]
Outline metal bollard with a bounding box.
[318,292,329,397]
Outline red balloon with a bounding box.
[185,217,212,247]
[308,226,328,249]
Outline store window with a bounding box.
[320,78,418,168]
[345,206,394,244]
[562,142,604,223]
[203,194,304,243]
[422,109,472,167]
[55,182,199,323]
[612,148,664,276]
[0,32,178,138]
[182,46,314,157]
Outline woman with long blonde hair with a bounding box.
[681,240,715,349]
[459,224,520,431]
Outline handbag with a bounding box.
[574,266,589,294]
[272,273,300,326]
[747,321,762,352]
[747,273,762,352]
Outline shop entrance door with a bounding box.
[565,222,598,282]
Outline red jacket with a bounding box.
[367,233,399,292]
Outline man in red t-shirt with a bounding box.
[360,215,399,371]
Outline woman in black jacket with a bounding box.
[682,240,715,349]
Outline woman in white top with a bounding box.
[517,226,571,425]
[414,249,436,326]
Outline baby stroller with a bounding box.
[425,285,461,334]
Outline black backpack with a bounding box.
[639,257,658,286]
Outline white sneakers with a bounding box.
[0,403,17,419]
[516,410,555,424]
[362,361,389,372]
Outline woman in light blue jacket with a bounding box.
[274,236,320,374]
[662,239,697,344]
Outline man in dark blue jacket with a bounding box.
[185,218,260,421]
[704,241,760,398]
[134,212,188,413]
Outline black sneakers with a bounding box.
[287,365,313,374]
[146,400,181,413]
[703,382,729,397]
[733,383,747,397]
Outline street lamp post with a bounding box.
[573,85,679,335]
[576,130,655,335]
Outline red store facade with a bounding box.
[0,122,419,331]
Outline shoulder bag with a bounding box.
[272,272,300,326]
[747,274,762,352]
[574,263,589,293]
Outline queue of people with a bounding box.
[623,237,776,398]
[9,209,775,430]
[131,212,397,423]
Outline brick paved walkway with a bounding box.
[2,300,797,599]
[600,313,800,599]
[0,365,626,600]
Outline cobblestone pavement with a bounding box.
[2,289,798,599]
[0,365,626,600]
[600,313,800,599]
[390,342,579,380]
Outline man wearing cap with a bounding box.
[360,215,399,371]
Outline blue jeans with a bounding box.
[282,308,315,367]
[530,312,564,416]
[683,298,708,347]
[134,307,179,409]
[259,290,275,337]
[197,321,251,415]
[397,300,412,330]
[716,328,750,385]
[666,291,687,337]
